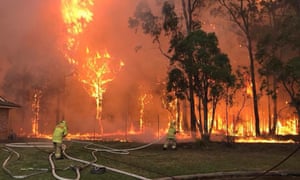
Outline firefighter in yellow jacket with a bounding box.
[52,120,68,159]
[163,121,177,150]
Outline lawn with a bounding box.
[1,139,300,180]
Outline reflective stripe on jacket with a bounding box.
[52,121,68,143]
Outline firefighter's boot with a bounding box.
[163,143,168,150]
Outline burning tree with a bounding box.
[31,88,42,136]
[170,30,235,141]
[78,48,124,134]
[129,1,235,141]
[216,0,262,136]
[253,0,300,135]
[61,0,124,134]
[165,78,186,132]
[280,58,300,134]
[129,0,204,137]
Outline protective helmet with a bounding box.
[170,121,176,127]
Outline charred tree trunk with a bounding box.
[209,97,217,136]
[271,75,278,135]
[188,74,197,136]
[247,35,261,136]
[197,95,203,136]
[266,76,272,134]
[203,80,209,141]
[176,98,181,130]
[295,106,300,135]
[218,0,261,136]
[183,99,189,131]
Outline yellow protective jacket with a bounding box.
[52,121,68,143]
[167,124,176,139]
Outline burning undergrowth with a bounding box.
[0,0,298,143]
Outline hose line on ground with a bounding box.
[3,142,85,180]
[49,152,81,180]
[3,140,158,180]
[71,134,166,155]
[2,146,48,179]
[62,143,153,180]
[250,144,300,180]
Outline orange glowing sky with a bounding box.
[1,0,289,137]
[0,0,244,93]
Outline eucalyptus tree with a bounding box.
[129,1,235,140]
[255,0,300,135]
[129,0,205,135]
[280,0,300,53]
[276,0,300,134]
[166,68,188,129]
[280,57,300,134]
[217,0,262,136]
[255,0,290,135]
[171,30,235,140]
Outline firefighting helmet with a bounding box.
[170,121,176,127]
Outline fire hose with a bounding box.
[3,142,85,180]
[65,136,166,179]
[2,137,165,180]
[72,134,164,153]
[250,144,300,180]
[48,152,81,180]
[61,143,152,180]
[2,146,48,179]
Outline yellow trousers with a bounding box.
[163,138,177,149]
[53,142,62,159]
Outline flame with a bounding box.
[246,81,253,97]
[27,111,296,143]
[235,137,295,143]
[22,0,293,143]
[139,94,147,132]
[277,118,298,135]
[61,0,124,134]
[79,48,124,134]
[138,92,153,132]
[61,0,94,51]
[161,92,179,122]
[128,122,137,134]
[31,89,42,136]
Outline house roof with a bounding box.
[0,96,21,109]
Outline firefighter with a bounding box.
[52,120,68,159]
[7,129,16,141]
[163,121,177,150]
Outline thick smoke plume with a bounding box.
[1,0,286,140]
[0,0,170,138]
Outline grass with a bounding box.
[1,139,300,180]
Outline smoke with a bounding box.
[0,0,68,134]
[0,0,171,137]
[1,0,279,139]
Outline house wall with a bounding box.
[0,109,9,139]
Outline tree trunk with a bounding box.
[271,75,278,135]
[296,107,300,135]
[266,76,272,134]
[176,98,181,130]
[247,36,261,136]
[208,98,217,137]
[183,99,189,131]
[203,86,209,135]
[198,96,203,135]
[188,74,197,136]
